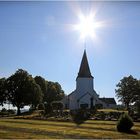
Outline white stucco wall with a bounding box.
[67,77,100,110]
[79,93,96,108]
[69,91,79,110]
[76,77,94,93]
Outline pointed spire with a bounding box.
[77,50,93,78]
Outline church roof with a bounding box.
[99,98,116,105]
[78,92,93,101]
[77,50,93,78]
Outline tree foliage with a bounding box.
[115,75,140,110]
[30,81,43,109]
[34,76,48,102]
[40,81,65,115]
[0,78,6,105]
[0,69,65,116]
[117,113,133,132]
[45,81,65,104]
[6,69,43,115]
[135,80,140,115]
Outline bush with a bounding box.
[44,104,53,116]
[0,108,9,116]
[37,103,45,110]
[7,109,16,114]
[117,113,134,132]
[51,101,63,110]
[94,111,106,120]
[90,106,97,115]
[1,108,7,112]
[71,109,90,126]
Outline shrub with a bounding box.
[71,109,89,126]
[37,103,45,110]
[0,108,8,116]
[44,104,53,117]
[90,106,97,115]
[7,109,16,114]
[117,113,134,132]
[51,101,63,110]
[1,108,7,112]
[95,111,106,120]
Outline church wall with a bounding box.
[66,77,100,110]
[79,94,96,109]
[68,91,79,110]
[76,77,99,101]
[76,77,94,94]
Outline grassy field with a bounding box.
[98,109,127,112]
[0,118,140,139]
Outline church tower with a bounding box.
[67,50,99,110]
[62,49,117,110]
[76,50,94,92]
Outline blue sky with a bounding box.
[0,1,140,103]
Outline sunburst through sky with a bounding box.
[73,12,104,40]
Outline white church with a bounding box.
[62,50,116,110]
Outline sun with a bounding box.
[74,13,101,40]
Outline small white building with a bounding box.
[62,50,116,110]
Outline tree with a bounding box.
[134,80,140,115]
[6,69,43,115]
[42,81,65,114]
[30,81,43,109]
[45,81,65,105]
[115,75,140,111]
[34,76,48,102]
[0,78,6,106]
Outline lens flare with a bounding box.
[73,13,103,40]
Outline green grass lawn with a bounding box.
[0,118,140,139]
[98,109,127,113]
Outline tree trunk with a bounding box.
[17,106,21,115]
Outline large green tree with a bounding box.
[0,78,6,106]
[115,75,140,111]
[6,69,43,115]
[30,81,43,110]
[42,81,65,114]
[45,81,65,105]
[134,80,140,115]
[34,76,48,102]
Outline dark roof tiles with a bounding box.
[77,50,93,78]
[99,98,116,105]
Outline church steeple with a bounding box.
[77,50,93,78]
